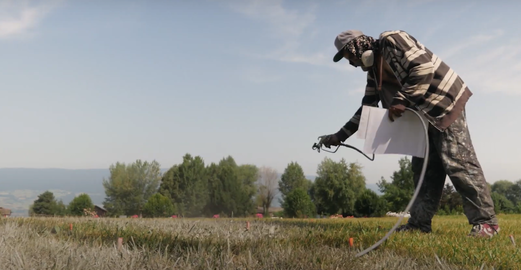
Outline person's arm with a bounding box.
[381,32,434,108]
[335,72,380,142]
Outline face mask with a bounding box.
[361,50,374,67]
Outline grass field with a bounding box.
[0,214,518,269]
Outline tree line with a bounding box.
[28,154,521,218]
[28,192,94,217]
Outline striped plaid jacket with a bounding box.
[336,30,472,141]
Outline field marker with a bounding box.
[246,221,250,230]
[118,237,123,250]
[69,223,72,231]
[349,238,353,247]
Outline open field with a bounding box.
[0,215,519,269]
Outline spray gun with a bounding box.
[312,135,375,161]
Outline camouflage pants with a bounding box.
[407,109,497,232]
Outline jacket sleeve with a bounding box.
[381,32,434,107]
[335,72,380,142]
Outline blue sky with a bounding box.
[1,0,520,186]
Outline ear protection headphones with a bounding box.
[361,50,374,67]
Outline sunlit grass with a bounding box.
[1,214,518,269]
[264,215,520,269]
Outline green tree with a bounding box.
[68,193,94,216]
[203,156,256,217]
[204,163,224,216]
[102,159,162,217]
[354,189,387,217]
[311,157,366,216]
[143,193,176,217]
[237,164,259,214]
[491,180,521,206]
[491,192,515,214]
[32,191,58,216]
[279,162,310,204]
[438,183,463,215]
[55,199,68,216]
[159,154,208,217]
[282,188,316,218]
[491,180,514,195]
[377,157,414,212]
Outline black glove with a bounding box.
[321,134,341,148]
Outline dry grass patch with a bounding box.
[1,215,517,269]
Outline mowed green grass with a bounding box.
[1,214,519,269]
[302,214,520,269]
[263,214,520,269]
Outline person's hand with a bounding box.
[321,134,341,148]
[388,104,406,122]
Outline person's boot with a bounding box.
[395,223,431,233]
[468,224,500,237]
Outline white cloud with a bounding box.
[227,0,315,44]
[440,30,504,59]
[450,35,521,96]
[224,0,350,72]
[0,0,63,39]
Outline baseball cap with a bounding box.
[333,30,364,62]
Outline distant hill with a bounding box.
[0,168,382,217]
[0,168,111,216]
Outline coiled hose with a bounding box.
[355,107,429,257]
